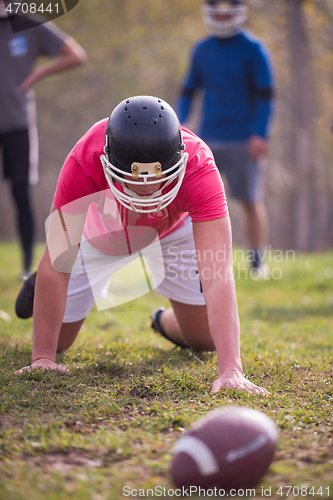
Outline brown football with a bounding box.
[171,406,278,491]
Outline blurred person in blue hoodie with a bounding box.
[178,0,275,275]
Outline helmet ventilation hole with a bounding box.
[142,106,147,110]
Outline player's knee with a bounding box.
[185,334,216,352]
[56,342,72,353]
[193,341,216,352]
[57,334,78,352]
[57,320,84,353]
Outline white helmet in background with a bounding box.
[202,0,248,38]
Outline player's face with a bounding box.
[122,173,165,197]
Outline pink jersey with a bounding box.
[53,119,228,255]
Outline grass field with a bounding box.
[0,242,332,500]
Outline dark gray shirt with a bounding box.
[0,15,66,133]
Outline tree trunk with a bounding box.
[287,0,313,250]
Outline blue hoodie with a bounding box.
[178,30,275,142]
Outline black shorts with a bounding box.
[0,129,30,183]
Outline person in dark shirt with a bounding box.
[0,1,87,278]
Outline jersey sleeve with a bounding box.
[178,132,229,222]
[36,21,67,57]
[186,165,228,223]
[53,151,93,215]
[53,119,108,214]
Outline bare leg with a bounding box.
[159,300,215,351]
[57,318,85,353]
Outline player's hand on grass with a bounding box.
[15,358,69,374]
[210,370,269,396]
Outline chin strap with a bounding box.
[100,152,188,214]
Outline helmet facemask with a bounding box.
[101,147,188,213]
[202,0,248,38]
[100,96,188,214]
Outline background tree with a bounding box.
[287,0,313,250]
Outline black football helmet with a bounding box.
[100,96,188,213]
[202,0,248,38]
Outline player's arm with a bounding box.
[18,37,87,92]
[192,216,269,395]
[16,204,86,373]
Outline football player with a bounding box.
[15,95,268,395]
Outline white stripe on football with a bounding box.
[172,435,219,476]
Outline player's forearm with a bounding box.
[193,218,242,373]
[32,258,70,363]
[204,277,243,375]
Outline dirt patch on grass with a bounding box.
[129,385,157,399]
[0,415,13,427]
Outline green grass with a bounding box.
[0,243,332,500]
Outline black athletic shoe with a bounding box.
[151,307,188,349]
[15,271,37,319]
